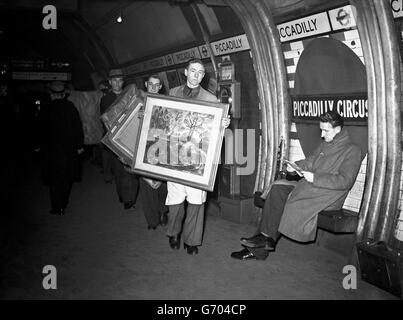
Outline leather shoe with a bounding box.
[240,233,276,251]
[231,248,257,260]
[184,243,198,255]
[168,235,180,249]
[160,211,168,226]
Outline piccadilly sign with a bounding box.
[277,12,331,43]
[291,94,368,124]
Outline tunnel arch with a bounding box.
[228,0,401,247]
[293,37,368,158]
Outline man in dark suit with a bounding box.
[40,81,84,215]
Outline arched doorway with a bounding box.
[293,37,368,159]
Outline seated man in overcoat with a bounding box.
[231,110,362,260]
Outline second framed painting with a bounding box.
[102,96,143,166]
[132,93,229,192]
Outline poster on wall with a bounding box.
[203,62,217,94]
[157,71,170,93]
[177,67,187,85]
[166,70,181,89]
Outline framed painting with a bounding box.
[101,84,142,130]
[101,96,143,166]
[131,93,229,192]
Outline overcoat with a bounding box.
[278,129,362,242]
[40,97,84,184]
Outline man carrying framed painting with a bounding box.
[137,74,169,230]
[101,69,139,210]
[166,59,230,255]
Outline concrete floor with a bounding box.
[0,152,398,300]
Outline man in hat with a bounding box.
[99,69,123,183]
[40,81,84,215]
[100,69,139,210]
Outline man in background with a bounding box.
[137,74,169,229]
[40,81,84,215]
[100,69,139,210]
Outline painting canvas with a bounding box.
[101,96,143,166]
[132,93,229,191]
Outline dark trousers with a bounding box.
[167,202,205,246]
[101,146,114,182]
[112,157,139,203]
[138,179,168,228]
[258,184,295,240]
[49,158,73,210]
[49,169,73,210]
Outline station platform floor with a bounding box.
[0,152,398,300]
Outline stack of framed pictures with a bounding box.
[102,92,229,192]
[101,96,143,166]
[101,84,143,130]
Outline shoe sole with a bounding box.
[239,239,275,251]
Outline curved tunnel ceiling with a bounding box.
[81,1,205,64]
[0,0,349,88]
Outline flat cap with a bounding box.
[49,81,65,93]
[108,68,125,78]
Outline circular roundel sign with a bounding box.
[336,8,351,26]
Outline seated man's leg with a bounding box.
[259,184,295,239]
[240,184,294,250]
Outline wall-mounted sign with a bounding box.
[143,56,167,70]
[165,54,175,66]
[210,34,250,56]
[391,0,403,18]
[291,94,367,124]
[198,44,211,58]
[122,2,403,76]
[125,63,144,75]
[11,59,43,70]
[277,12,331,43]
[172,48,201,64]
[12,71,71,81]
[329,5,357,30]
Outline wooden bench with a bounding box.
[253,191,359,234]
